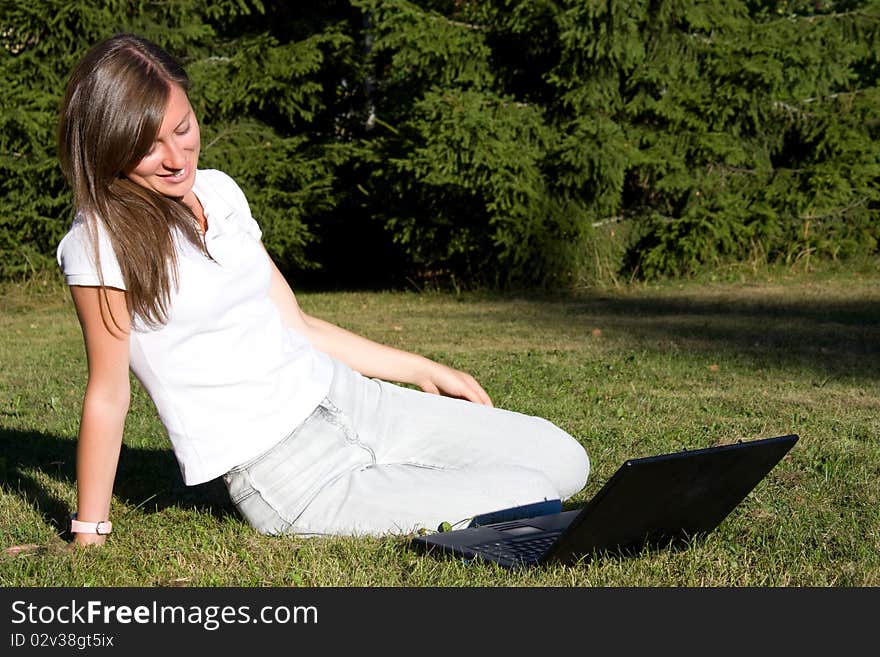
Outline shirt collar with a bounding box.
[191,169,236,236]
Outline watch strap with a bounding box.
[70,514,112,535]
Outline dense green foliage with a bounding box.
[2,0,879,286]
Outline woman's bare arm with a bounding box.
[265,253,492,406]
[68,286,131,546]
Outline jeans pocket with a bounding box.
[223,469,255,506]
[225,469,293,534]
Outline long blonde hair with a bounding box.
[58,33,205,327]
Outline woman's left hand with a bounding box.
[416,362,494,407]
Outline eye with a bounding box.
[175,123,190,136]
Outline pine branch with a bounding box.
[772,89,870,120]
[203,126,235,151]
[761,10,880,27]
[800,197,870,222]
[798,89,870,105]
[592,216,624,228]
[427,14,490,32]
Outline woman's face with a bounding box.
[126,84,201,205]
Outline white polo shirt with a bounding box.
[57,169,333,485]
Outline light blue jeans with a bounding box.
[223,358,590,536]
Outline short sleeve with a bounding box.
[56,214,126,289]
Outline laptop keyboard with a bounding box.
[472,531,562,563]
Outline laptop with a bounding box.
[411,434,799,568]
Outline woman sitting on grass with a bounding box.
[56,33,590,546]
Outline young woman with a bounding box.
[56,33,590,546]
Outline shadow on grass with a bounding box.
[506,292,880,381]
[0,427,234,538]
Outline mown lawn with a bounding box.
[1,266,878,586]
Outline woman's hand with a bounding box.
[415,362,493,407]
[266,256,494,406]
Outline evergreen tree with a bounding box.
[1,0,878,285]
[0,0,350,278]
[530,0,880,277]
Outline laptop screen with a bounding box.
[545,434,798,565]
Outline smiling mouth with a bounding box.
[159,166,188,181]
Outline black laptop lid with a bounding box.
[545,434,798,565]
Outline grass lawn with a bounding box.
[1,266,878,586]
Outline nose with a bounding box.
[161,140,186,171]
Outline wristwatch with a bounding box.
[70,513,113,535]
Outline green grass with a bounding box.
[1,266,879,586]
